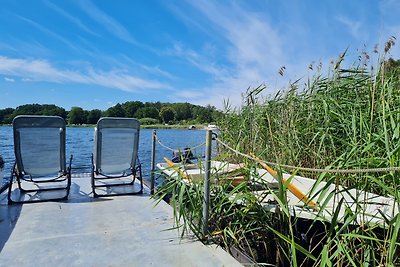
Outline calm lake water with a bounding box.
[0,126,207,185]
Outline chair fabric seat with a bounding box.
[8,115,72,204]
[91,117,143,197]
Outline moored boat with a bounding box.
[206,124,219,131]
[157,160,398,227]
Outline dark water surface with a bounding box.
[0,126,206,184]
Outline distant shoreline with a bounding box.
[141,124,205,129]
[0,124,206,130]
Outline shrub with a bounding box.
[139,117,159,125]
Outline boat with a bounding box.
[157,160,246,185]
[206,124,219,131]
[157,160,398,226]
[188,125,196,130]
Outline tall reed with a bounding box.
[156,40,400,266]
[220,38,400,196]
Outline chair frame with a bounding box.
[91,117,143,197]
[7,115,72,204]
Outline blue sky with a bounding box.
[0,0,399,111]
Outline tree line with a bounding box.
[0,101,222,125]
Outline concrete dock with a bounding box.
[0,175,242,266]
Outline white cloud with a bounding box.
[335,16,363,40]
[140,65,177,80]
[169,1,400,109]
[169,43,228,79]
[78,0,138,45]
[169,1,289,108]
[17,15,80,51]
[0,56,170,92]
[190,1,285,72]
[4,77,15,82]
[44,0,99,37]
[0,42,17,52]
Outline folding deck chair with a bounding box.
[0,154,7,194]
[8,115,72,204]
[91,117,143,197]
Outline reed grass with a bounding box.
[156,39,400,266]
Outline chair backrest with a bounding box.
[13,115,66,176]
[94,117,140,174]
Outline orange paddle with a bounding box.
[163,157,192,181]
[250,153,318,209]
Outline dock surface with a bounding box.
[0,175,241,267]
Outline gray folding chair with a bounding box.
[0,154,7,194]
[91,117,143,197]
[8,115,72,204]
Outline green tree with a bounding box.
[0,101,223,125]
[144,101,162,110]
[106,103,125,117]
[87,109,102,124]
[159,106,176,123]
[385,58,400,72]
[12,104,67,119]
[43,106,67,119]
[194,105,215,123]
[123,101,144,118]
[173,103,192,121]
[135,107,159,120]
[68,107,86,124]
[0,108,15,124]
[13,104,41,116]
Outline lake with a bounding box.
[0,126,208,186]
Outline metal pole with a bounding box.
[202,129,212,237]
[150,129,156,195]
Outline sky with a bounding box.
[0,0,399,111]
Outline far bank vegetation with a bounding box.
[0,101,222,126]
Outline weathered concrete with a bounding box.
[0,176,242,267]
